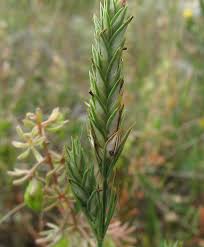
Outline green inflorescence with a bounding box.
[65,0,132,246]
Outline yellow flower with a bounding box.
[183,8,193,19]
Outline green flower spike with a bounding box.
[65,0,132,246]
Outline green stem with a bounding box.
[97,239,104,247]
[102,177,108,232]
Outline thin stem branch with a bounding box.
[102,177,108,236]
[0,202,25,225]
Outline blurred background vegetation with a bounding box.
[1,0,204,246]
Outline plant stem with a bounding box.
[0,202,25,224]
[97,240,103,247]
[102,177,108,232]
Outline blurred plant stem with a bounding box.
[0,202,25,225]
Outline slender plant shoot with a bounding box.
[65,0,132,246]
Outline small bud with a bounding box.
[26,112,36,120]
[31,148,43,162]
[17,148,31,160]
[24,178,44,212]
[23,119,35,128]
[48,107,60,122]
[12,141,28,149]
[16,126,25,139]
